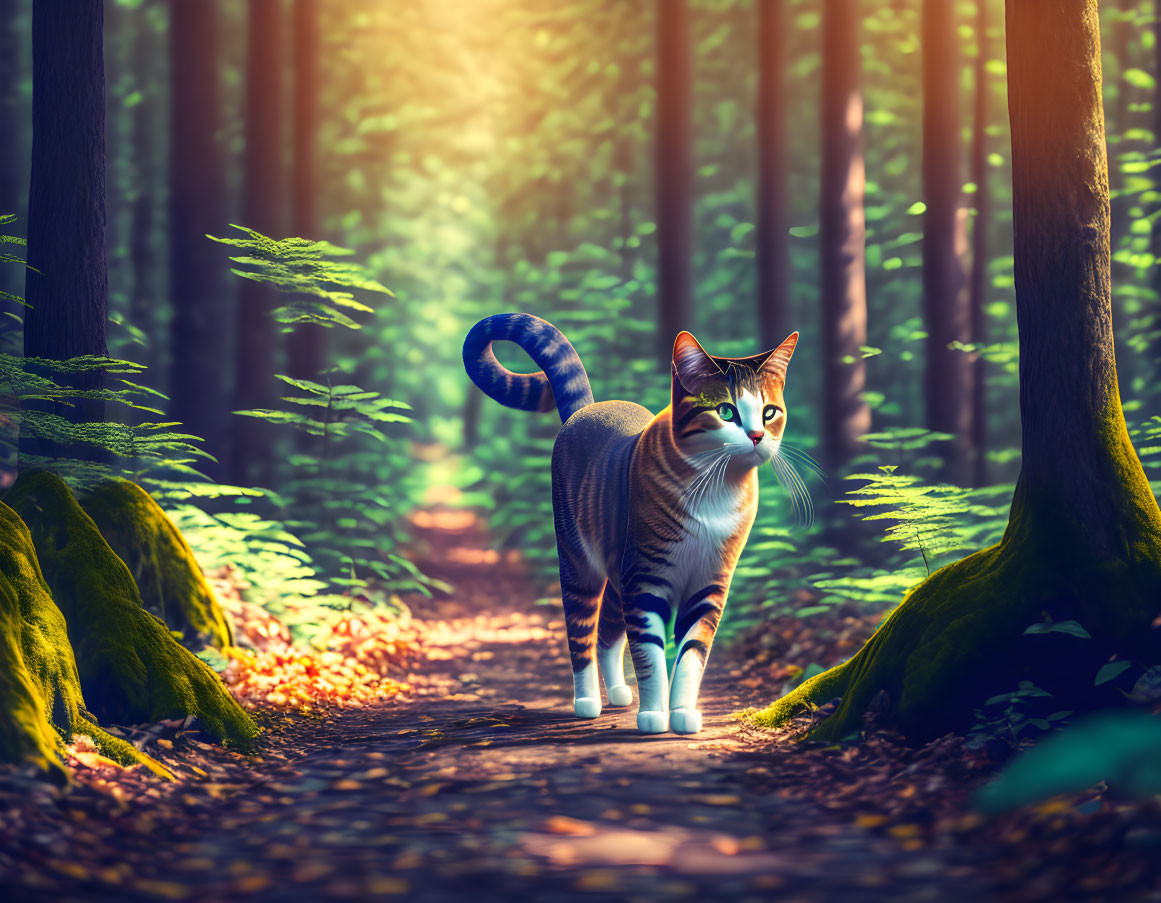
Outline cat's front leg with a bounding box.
[668,582,728,734]
[621,579,674,734]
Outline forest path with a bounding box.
[16,509,998,903]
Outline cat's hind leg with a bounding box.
[621,573,674,733]
[560,560,606,719]
[596,583,632,707]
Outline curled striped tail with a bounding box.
[463,313,595,423]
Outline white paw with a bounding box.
[669,708,702,734]
[637,710,668,734]
[574,697,601,719]
[607,685,633,707]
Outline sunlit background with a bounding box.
[1,0,1158,641]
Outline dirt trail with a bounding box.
[8,509,1007,903]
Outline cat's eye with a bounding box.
[716,403,738,422]
[763,405,781,422]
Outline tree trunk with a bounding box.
[969,0,990,487]
[286,0,324,382]
[22,0,108,460]
[170,0,227,474]
[129,7,158,375]
[231,0,286,485]
[655,0,692,368]
[921,0,972,484]
[756,0,789,350]
[759,0,1161,744]
[0,0,26,328]
[819,0,870,472]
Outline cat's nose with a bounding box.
[749,431,764,446]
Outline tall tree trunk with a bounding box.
[22,0,108,462]
[129,7,158,375]
[655,0,692,368]
[286,0,323,382]
[921,0,972,484]
[231,0,286,485]
[170,0,227,474]
[0,0,26,314]
[819,0,870,472]
[756,0,789,350]
[969,0,990,487]
[761,0,1161,745]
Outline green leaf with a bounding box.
[1095,660,1132,685]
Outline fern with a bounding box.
[842,465,974,573]
[217,229,439,598]
[208,225,392,330]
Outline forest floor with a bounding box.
[2,509,1160,902]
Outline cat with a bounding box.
[463,312,800,734]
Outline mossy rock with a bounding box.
[82,479,232,651]
[0,500,168,782]
[6,470,258,751]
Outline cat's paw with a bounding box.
[574,697,602,719]
[637,710,668,734]
[606,685,633,707]
[669,708,702,734]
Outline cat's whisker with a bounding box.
[779,443,828,486]
[771,453,815,528]
[686,457,725,514]
[679,451,729,505]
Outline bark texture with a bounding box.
[756,0,789,350]
[170,0,227,471]
[756,0,1161,743]
[969,0,990,487]
[655,0,693,368]
[819,0,870,472]
[23,0,108,458]
[231,0,286,485]
[921,0,972,484]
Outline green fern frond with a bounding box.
[209,225,391,332]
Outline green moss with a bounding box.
[752,471,1161,743]
[0,501,169,781]
[6,471,258,752]
[82,479,232,650]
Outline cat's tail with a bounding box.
[463,313,595,423]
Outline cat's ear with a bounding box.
[759,332,799,382]
[672,331,722,392]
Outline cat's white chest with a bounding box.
[687,480,750,537]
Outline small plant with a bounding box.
[215,227,439,597]
[841,464,974,575]
[968,680,1071,750]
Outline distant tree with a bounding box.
[819,0,870,472]
[655,0,692,368]
[287,0,324,382]
[170,0,227,474]
[22,0,108,457]
[763,0,1161,744]
[921,0,972,484]
[129,6,160,375]
[231,0,286,485]
[756,0,789,350]
[0,0,25,308]
[969,0,990,487]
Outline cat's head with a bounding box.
[669,330,799,466]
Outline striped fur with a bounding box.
[463,313,595,423]
[465,314,799,734]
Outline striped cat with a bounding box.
[464,313,800,734]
